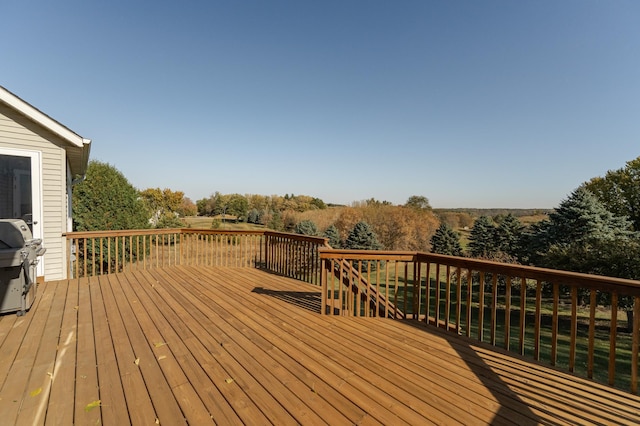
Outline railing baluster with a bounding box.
[366,262,372,318]
[466,269,472,338]
[445,265,451,331]
[91,238,96,276]
[491,274,498,346]
[376,262,381,317]
[569,286,578,372]
[456,267,462,334]
[321,258,328,315]
[66,238,71,278]
[83,237,87,277]
[520,276,528,356]
[478,272,485,342]
[632,296,640,394]
[100,237,104,275]
[403,262,408,319]
[394,261,399,319]
[423,262,430,324]
[435,264,441,326]
[609,292,618,386]
[588,289,597,378]
[551,283,559,366]
[384,262,390,318]
[135,235,139,271]
[505,276,512,351]
[357,260,363,316]
[107,237,112,274]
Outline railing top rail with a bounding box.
[416,251,640,292]
[65,228,328,244]
[319,248,416,262]
[264,231,328,245]
[64,228,185,238]
[180,228,266,236]
[320,248,640,294]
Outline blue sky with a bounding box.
[2,1,638,208]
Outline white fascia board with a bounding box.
[0,86,88,148]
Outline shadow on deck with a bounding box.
[251,286,322,313]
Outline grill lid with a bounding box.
[0,219,33,249]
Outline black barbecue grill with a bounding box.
[0,219,46,316]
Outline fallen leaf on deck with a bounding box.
[225,378,234,384]
[84,400,101,412]
[134,358,140,365]
[154,342,167,347]
[158,355,166,360]
[30,388,42,397]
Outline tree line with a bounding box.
[72,165,439,255]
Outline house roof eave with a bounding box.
[0,85,89,149]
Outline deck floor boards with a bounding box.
[1,265,640,425]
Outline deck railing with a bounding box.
[65,229,326,285]
[65,229,640,392]
[320,248,640,393]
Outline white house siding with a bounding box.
[0,105,70,281]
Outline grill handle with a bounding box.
[21,250,33,295]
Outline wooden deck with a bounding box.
[1,266,639,425]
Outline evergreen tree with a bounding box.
[550,187,633,242]
[528,187,634,263]
[323,225,341,248]
[295,220,319,236]
[494,214,524,257]
[430,223,463,256]
[583,156,640,232]
[345,221,382,250]
[467,216,497,258]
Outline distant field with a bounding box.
[183,216,266,231]
[517,214,549,225]
[433,208,552,217]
